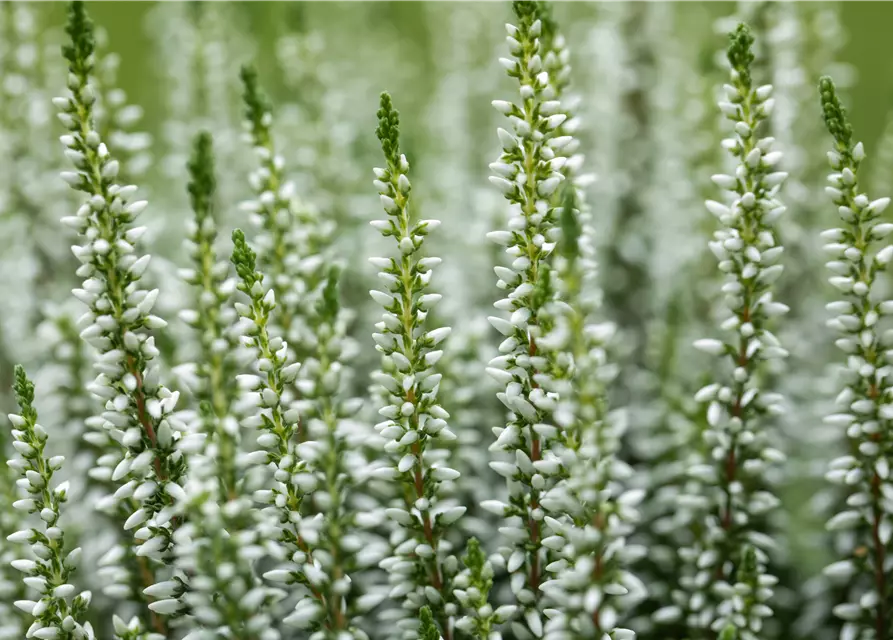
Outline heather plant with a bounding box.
[6,2,893,640]
[678,23,790,639]
[817,75,893,640]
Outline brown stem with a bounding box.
[407,386,449,639]
[136,555,168,635]
[127,358,165,482]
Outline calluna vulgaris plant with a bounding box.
[5,2,893,640]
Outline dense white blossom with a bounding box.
[368,91,463,639]
[673,23,789,640]
[818,75,893,640]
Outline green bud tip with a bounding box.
[418,606,440,640]
[718,624,738,640]
[512,1,539,24]
[187,131,217,223]
[376,91,401,169]
[819,75,853,155]
[463,537,484,570]
[316,265,342,321]
[63,1,95,75]
[240,64,272,140]
[13,364,37,422]
[231,229,260,288]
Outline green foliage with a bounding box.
[559,187,581,264]
[419,606,441,640]
[315,265,341,322]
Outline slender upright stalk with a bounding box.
[484,2,569,634]
[7,366,96,640]
[686,23,788,638]
[369,92,463,639]
[55,1,195,629]
[818,75,893,640]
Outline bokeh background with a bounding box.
[35,2,893,145]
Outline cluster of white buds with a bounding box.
[538,443,644,640]
[231,228,362,635]
[111,615,164,640]
[679,23,788,637]
[166,450,285,639]
[293,266,380,635]
[175,131,243,496]
[55,2,196,628]
[238,65,331,360]
[484,2,573,634]
[369,91,463,640]
[1,447,27,640]
[7,365,96,640]
[818,75,893,640]
[532,8,645,639]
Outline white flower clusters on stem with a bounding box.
[686,23,788,639]
[7,365,95,640]
[230,229,333,627]
[177,131,241,498]
[539,196,643,640]
[483,2,570,634]
[239,65,329,358]
[522,9,644,639]
[55,2,195,630]
[294,266,374,636]
[170,454,284,640]
[818,75,893,640]
[369,91,463,640]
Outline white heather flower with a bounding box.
[180,132,243,495]
[239,65,332,365]
[229,229,325,615]
[533,8,642,637]
[679,24,788,637]
[6,366,95,640]
[818,75,893,638]
[369,92,461,639]
[486,3,571,634]
[55,4,187,629]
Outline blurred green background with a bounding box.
[31,2,893,153]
